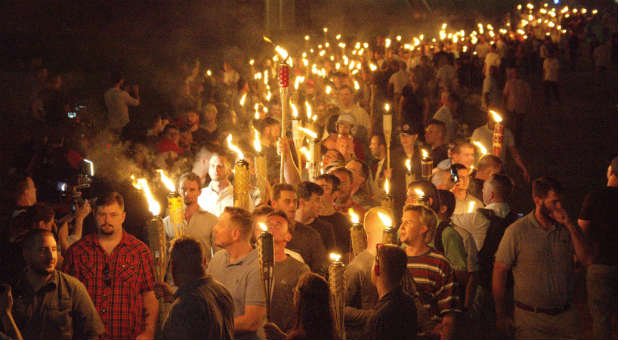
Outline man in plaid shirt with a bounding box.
[63,192,158,340]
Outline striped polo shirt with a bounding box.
[407,248,461,320]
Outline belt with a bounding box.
[515,301,570,316]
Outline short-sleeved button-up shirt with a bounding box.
[62,232,155,340]
[11,270,105,340]
[495,212,575,309]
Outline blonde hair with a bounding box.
[403,204,438,244]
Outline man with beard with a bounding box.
[493,177,590,339]
[6,229,104,339]
[164,172,218,261]
[295,182,336,252]
[316,174,353,259]
[63,192,158,340]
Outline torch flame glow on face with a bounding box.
[472,141,487,156]
[156,169,176,192]
[226,134,244,160]
[405,158,411,172]
[348,208,360,224]
[253,128,262,153]
[132,176,161,216]
[468,201,476,213]
[299,127,317,139]
[329,252,342,262]
[377,212,392,227]
[489,110,503,123]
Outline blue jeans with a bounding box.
[587,264,617,339]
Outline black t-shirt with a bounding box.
[320,212,352,255]
[310,218,337,252]
[578,187,618,265]
[287,222,328,275]
[401,85,425,130]
[364,286,417,340]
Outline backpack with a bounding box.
[476,208,519,288]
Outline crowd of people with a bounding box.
[0,2,616,340]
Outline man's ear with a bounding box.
[232,228,241,242]
[439,205,447,215]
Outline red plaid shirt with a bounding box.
[62,231,155,340]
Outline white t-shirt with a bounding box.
[433,105,457,142]
[483,52,501,76]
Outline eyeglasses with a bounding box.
[103,262,111,287]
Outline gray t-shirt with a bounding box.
[495,212,575,308]
[344,250,378,339]
[271,256,310,332]
[206,249,265,316]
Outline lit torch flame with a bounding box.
[472,141,488,156]
[348,208,360,224]
[325,85,332,95]
[489,110,503,123]
[329,252,342,262]
[290,102,299,118]
[156,169,176,192]
[384,103,390,112]
[384,178,390,194]
[422,149,429,159]
[305,101,312,120]
[258,222,268,232]
[468,201,476,213]
[414,188,425,199]
[298,127,317,139]
[239,93,247,107]
[226,134,244,160]
[300,147,311,161]
[377,212,392,228]
[405,158,411,172]
[275,46,289,61]
[253,128,262,153]
[131,176,161,216]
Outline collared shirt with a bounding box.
[452,202,511,250]
[495,212,575,309]
[206,249,264,309]
[163,209,218,260]
[62,232,155,340]
[471,124,515,161]
[198,182,234,217]
[364,286,418,340]
[11,270,105,340]
[407,249,462,320]
[162,275,234,340]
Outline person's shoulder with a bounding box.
[123,232,151,250]
[284,256,310,273]
[56,270,91,297]
[65,233,95,254]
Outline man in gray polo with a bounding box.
[207,207,265,339]
[492,177,590,339]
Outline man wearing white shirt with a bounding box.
[337,86,371,141]
[542,50,560,105]
[104,74,140,133]
[164,172,218,260]
[433,93,459,143]
[483,45,501,77]
[198,153,234,217]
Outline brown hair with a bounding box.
[224,206,253,240]
[170,236,205,277]
[97,191,125,211]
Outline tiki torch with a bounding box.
[421,149,433,181]
[131,176,167,282]
[253,129,269,204]
[329,253,346,340]
[378,211,396,245]
[490,110,504,157]
[156,169,184,238]
[405,158,413,188]
[381,178,393,211]
[299,126,319,181]
[348,208,366,257]
[383,104,392,172]
[277,46,290,183]
[257,223,274,320]
[227,134,252,211]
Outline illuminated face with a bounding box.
[316,178,335,207]
[338,88,354,106]
[266,215,291,244]
[425,124,443,146]
[24,233,58,275]
[333,171,352,202]
[346,160,366,189]
[272,190,297,221]
[181,179,201,206]
[336,122,353,136]
[208,155,228,182]
[399,210,427,245]
[96,203,126,236]
[369,136,384,159]
[452,146,475,168]
[301,193,322,219]
[213,212,236,248]
[536,190,563,222]
[322,150,341,169]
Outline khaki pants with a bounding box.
[514,305,579,339]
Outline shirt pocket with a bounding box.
[117,255,140,289]
[46,298,73,339]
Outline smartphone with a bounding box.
[67,111,77,119]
